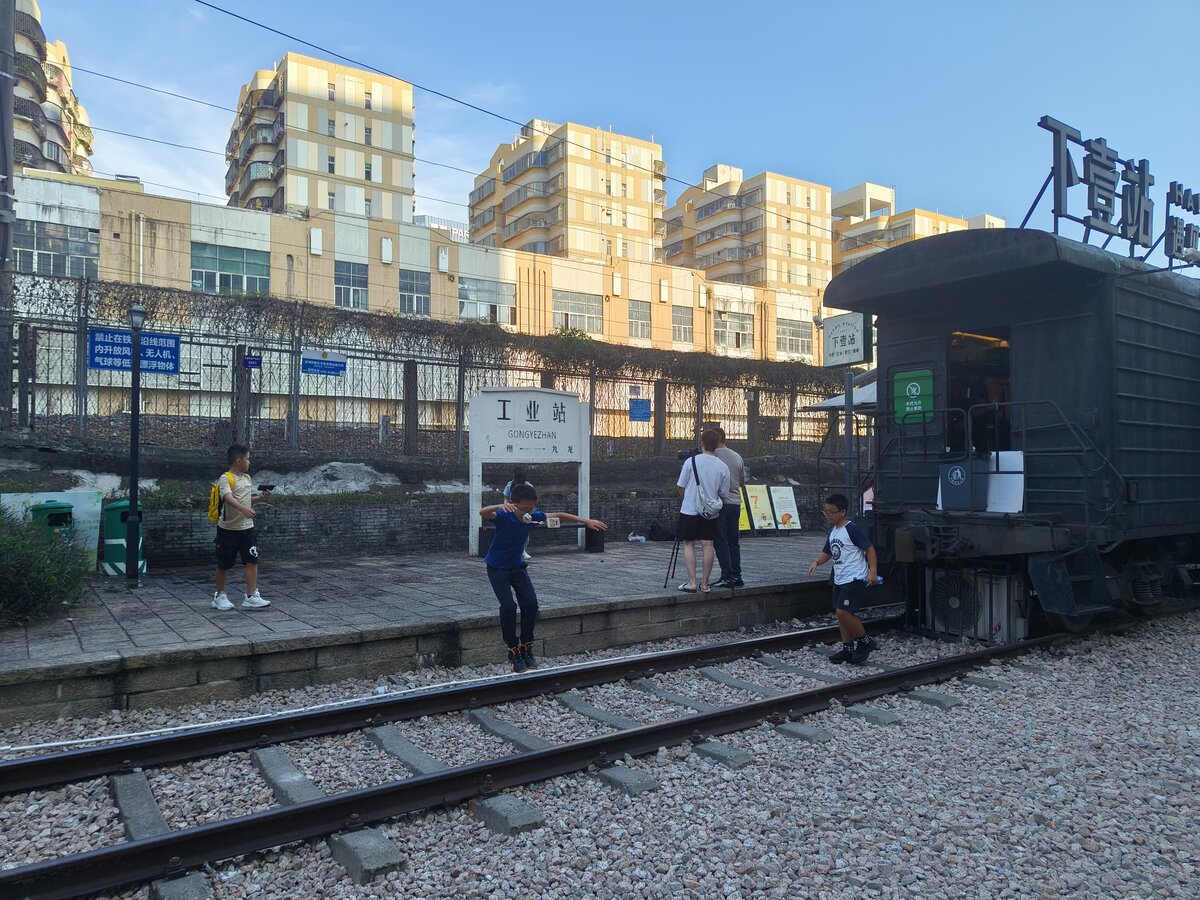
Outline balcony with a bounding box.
[238,161,280,196]
[653,248,666,263]
[654,188,667,207]
[225,131,238,157]
[14,10,47,59]
[225,162,239,194]
[13,97,48,139]
[13,139,45,167]
[246,197,274,212]
[272,115,286,142]
[15,54,47,97]
[238,124,276,159]
[73,122,93,151]
[262,87,283,109]
[502,177,562,213]
[71,154,92,176]
[653,160,666,177]
[653,217,667,238]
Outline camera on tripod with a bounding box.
[676,447,702,461]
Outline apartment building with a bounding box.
[15,170,839,374]
[13,0,94,176]
[662,166,833,363]
[832,182,1004,276]
[224,52,415,221]
[468,119,667,266]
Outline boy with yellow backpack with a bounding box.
[207,444,272,610]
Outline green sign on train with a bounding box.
[893,368,934,424]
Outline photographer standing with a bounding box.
[675,429,730,593]
[712,427,745,589]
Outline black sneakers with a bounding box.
[520,641,539,670]
[829,643,855,664]
[508,645,529,674]
[850,636,878,665]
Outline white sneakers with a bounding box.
[212,590,270,610]
[523,551,532,560]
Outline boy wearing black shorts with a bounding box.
[480,484,607,673]
[807,492,878,664]
[212,444,272,611]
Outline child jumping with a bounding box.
[480,483,607,673]
[807,492,878,664]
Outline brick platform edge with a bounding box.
[0,582,841,723]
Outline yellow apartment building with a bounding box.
[13,0,94,176]
[832,182,1004,278]
[662,165,833,364]
[224,52,415,222]
[468,119,668,267]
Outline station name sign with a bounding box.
[1037,115,1199,262]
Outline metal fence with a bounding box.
[3,274,838,460]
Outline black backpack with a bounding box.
[647,521,676,542]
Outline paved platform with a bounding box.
[0,534,842,721]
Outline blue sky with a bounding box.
[40,0,1200,253]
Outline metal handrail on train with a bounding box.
[875,400,1126,544]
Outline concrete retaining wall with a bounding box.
[0,582,832,723]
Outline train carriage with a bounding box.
[825,228,1200,641]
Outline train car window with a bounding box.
[947,330,1011,455]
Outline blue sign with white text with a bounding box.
[87,329,181,375]
[300,350,348,376]
[629,398,651,422]
[242,355,262,369]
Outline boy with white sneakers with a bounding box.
[212,444,272,611]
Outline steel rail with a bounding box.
[0,612,902,795]
[0,631,1063,900]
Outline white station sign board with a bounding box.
[468,387,591,555]
[822,312,872,367]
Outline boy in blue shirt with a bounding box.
[807,492,879,664]
[480,483,607,673]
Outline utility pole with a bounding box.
[0,0,16,431]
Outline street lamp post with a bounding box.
[126,302,146,586]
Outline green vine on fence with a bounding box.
[13,274,843,393]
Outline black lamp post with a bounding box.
[125,302,146,586]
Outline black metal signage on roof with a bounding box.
[1027,115,1199,264]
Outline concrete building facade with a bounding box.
[13,0,94,177]
[224,52,415,222]
[468,119,668,266]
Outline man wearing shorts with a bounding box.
[675,429,730,593]
[807,492,878,663]
[212,444,271,611]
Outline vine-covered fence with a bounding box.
[2,275,843,459]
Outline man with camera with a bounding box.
[675,429,730,593]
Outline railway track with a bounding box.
[0,615,1071,900]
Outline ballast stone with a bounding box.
[251,747,404,883]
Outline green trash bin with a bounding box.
[102,500,146,576]
[29,500,74,542]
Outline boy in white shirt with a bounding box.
[675,429,730,593]
[807,492,878,664]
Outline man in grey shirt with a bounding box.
[713,427,745,588]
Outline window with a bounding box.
[364,127,372,146]
[399,269,431,316]
[714,311,754,350]
[459,277,516,325]
[13,221,99,278]
[334,260,368,309]
[786,191,792,205]
[776,318,814,356]
[328,192,336,210]
[327,82,335,100]
[552,289,603,333]
[364,162,372,182]
[327,154,335,174]
[190,242,270,295]
[785,218,791,231]
[628,300,650,339]
[364,198,372,217]
[364,91,372,110]
[621,182,628,198]
[327,118,335,137]
[671,305,693,343]
[618,240,627,258]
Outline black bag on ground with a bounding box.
[647,521,676,542]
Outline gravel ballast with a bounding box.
[1,610,1195,898]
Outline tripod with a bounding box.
[662,533,683,590]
